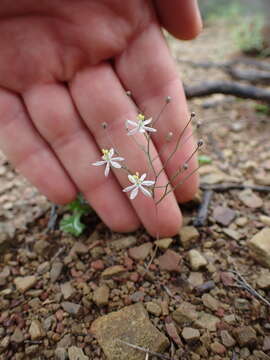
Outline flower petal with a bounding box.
[92,160,106,166]
[126,120,138,127]
[143,118,152,125]
[139,173,147,182]
[144,126,157,132]
[104,162,110,176]
[130,187,139,200]
[127,128,139,136]
[140,185,152,198]
[142,180,155,187]
[123,184,136,192]
[128,174,136,184]
[112,157,124,161]
[110,161,121,169]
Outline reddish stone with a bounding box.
[124,256,133,270]
[220,272,234,286]
[70,268,83,277]
[40,292,49,301]
[216,308,225,317]
[149,264,157,271]
[211,342,226,355]
[91,260,105,270]
[158,250,181,272]
[129,272,139,282]
[55,309,64,321]
[123,296,132,306]
[56,322,64,334]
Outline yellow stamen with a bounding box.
[133,172,140,180]
[102,149,109,155]
[137,113,145,121]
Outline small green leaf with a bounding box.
[59,213,85,237]
[254,103,270,115]
[67,194,91,215]
[198,155,212,165]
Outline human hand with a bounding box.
[0,0,202,236]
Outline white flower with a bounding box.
[126,114,157,136]
[123,172,155,200]
[92,148,124,176]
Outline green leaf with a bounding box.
[59,213,85,237]
[67,194,91,215]
[198,155,212,165]
[255,103,270,115]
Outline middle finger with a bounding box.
[70,62,182,237]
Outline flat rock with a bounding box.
[223,228,240,241]
[182,327,200,342]
[260,215,270,226]
[188,272,204,288]
[248,228,270,268]
[179,226,200,249]
[188,250,208,270]
[158,250,181,272]
[33,239,49,255]
[210,342,226,355]
[70,242,88,256]
[11,327,24,343]
[37,261,50,274]
[234,326,257,347]
[29,320,45,340]
[101,265,126,279]
[110,236,137,250]
[145,302,162,317]
[128,242,152,261]
[55,347,67,360]
[50,261,63,283]
[213,206,236,226]
[57,334,72,348]
[14,275,37,293]
[220,330,236,348]
[201,173,224,184]
[195,312,220,331]
[257,270,270,289]
[202,294,221,311]
[93,285,110,306]
[68,346,89,360]
[154,238,173,250]
[91,303,169,360]
[263,336,270,351]
[61,302,81,316]
[238,189,263,208]
[255,173,270,186]
[172,302,198,325]
[60,282,75,300]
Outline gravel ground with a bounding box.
[1,23,270,360]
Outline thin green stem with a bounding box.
[155,113,194,180]
[155,165,200,206]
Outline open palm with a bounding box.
[0,0,202,236]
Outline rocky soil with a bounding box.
[1,23,270,360]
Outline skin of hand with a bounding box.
[0,0,202,237]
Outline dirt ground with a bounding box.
[1,23,270,360]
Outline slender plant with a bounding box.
[92,94,203,243]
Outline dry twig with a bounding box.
[193,189,213,227]
[200,183,270,193]
[184,81,270,103]
[229,269,270,307]
[118,339,172,360]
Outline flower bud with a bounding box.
[197,139,204,147]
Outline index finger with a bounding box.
[115,22,199,203]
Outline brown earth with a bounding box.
[0,23,270,360]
